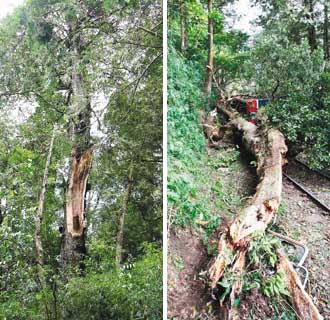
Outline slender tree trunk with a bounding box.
[60,31,92,269]
[115,166,133,268]
[180,3,187,52]
[0,203,3,225]
[205,0,214,96]
[304,0,318,52]
[324,2,329,61]
[35,126,56,320]
[35,125,56,272]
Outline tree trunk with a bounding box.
[35,126,56,320]
[324,2,329,61]
[304,0,318,52]
[35,125,56,273]
[60,32,92,269]
[115,166,133,268]
[205,0,214,96]
[180,3,187,52]
[207,101,322,320]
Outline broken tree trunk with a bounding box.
[60,28,92,269]
[115,165,133,268]
[61,147,92,267]
[207,102,322,319]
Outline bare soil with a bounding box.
[167,227,212,319]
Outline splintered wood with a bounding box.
[207,102,322,320]
[65,148,92,237]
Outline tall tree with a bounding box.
[324,1,330,60]
[205,0,214,95]
[304,0,318,51]
[180,2,188,52]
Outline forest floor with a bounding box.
[168,142,330,319]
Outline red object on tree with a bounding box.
[246,99,258,124]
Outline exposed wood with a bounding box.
[65,148,92,237]
[61,147,92,267]
[115,165,133,268]
[278,251,323,320]
[207,101,321,319]
[208,102,287,287]
[60,26,93,268]
[201,107,232,147]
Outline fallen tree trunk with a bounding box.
[207,101,322,320]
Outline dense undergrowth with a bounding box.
[168,47,243,240]
[0,243,162,320]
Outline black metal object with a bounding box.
[283,173,330,214]
[294,159,330,181]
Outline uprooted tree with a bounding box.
[204,100,322,320]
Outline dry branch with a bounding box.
[207,101,322,320]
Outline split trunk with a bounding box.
[60,31,92,269]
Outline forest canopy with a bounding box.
[169,0,330,170]
[0,0,162,319]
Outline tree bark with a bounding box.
[115,166,133,268]
[304,0,318,52]
[205,0,214,96]
[60,30,92,269]
[34,126,56,320]
[180,3,187,52]
[35,125,56,271]
[324,2,329,61]
[207,101,322,320]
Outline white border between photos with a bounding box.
[162,0,168,318]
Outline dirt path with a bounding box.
[167,227,211,319]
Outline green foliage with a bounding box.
[244,3,330,169]
[248,231,281,268]
[169,0,249,97]
[167,46,206,225]
[260,271,289,298]
[0,245,162,320]
[168,47,244,245]
[60,244,162,320]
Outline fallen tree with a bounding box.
[205,100,322,320]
